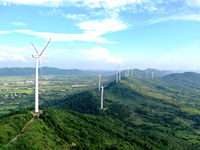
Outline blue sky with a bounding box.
[0,0,200,70]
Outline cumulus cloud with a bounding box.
[0,51,27,62]
[79,46,122,64]
[78,18,128,35]
[0,31,11,34]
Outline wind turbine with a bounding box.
[127,67,129,77]
[98,74,101,90]
[116,68,118,83]
[146,69,148,78]
[132,69,134,77]
[152,72,154,80]
[118,65,121,80]
[31,38,51,113]
[117,64,121,81]
[101,85,108,109]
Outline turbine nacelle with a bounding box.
[32,54,39,58]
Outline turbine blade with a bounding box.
[39,38,51,56]
[31,42,38,54]
[39,57,42,76]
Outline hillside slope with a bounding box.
[1,73,200,149]
[0,109,165,150]
[42,76,200,149]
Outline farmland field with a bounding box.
[0,73,114,116]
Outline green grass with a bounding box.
[0,105,18,111]
[0,105,19,116]
[0,89,34,94]
[0,76,34,81]
[0,111,11,115]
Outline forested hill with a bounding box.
[0,67,90,76]
[1,74,200,149]
[0,109,166,150]
[162,72,200,89]
[124,68,168,78]
[42,77,200,149]
[163,72,200,82]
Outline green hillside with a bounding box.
[0,109,164,150]
[120,68,167,78]
[0,73,200,149]
[42,74,200,149]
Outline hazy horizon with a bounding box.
[1,66,200,74]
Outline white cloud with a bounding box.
[12,54,27,62]
[186,0,200,8]
[78,18,128,35]
[0,57,6,61]
[66,14,87,20]
[0,0,146,8]
[14,17,127,43]
[82,0,146,9]
[0,51,27,62]
[0,51,10,57]
[0,0,63,7]
[14,29,106,42]
[0,31,11,34]
[0,45,31,53]
[39,9,87,20]
[12,22,27,26]
[146,14,200,25]
[79,46,122,64]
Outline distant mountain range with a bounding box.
[0,67,198,78]
[0,67,167,77]
[0,67,92,76]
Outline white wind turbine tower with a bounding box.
[118,65,121,80]
[146,69,148,78]
[132,69,134,77]
[31,38,51,113]
[127,67,130,77]
[101,85,108,109]
[152,72,154,80]
[99,74,101,90]
[116,68,118,83]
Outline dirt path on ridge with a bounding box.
[10,117,35,143]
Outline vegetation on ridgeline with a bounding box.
[0,71,200,149]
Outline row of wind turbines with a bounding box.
[31,39,155,113]
[99,68,155,110]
